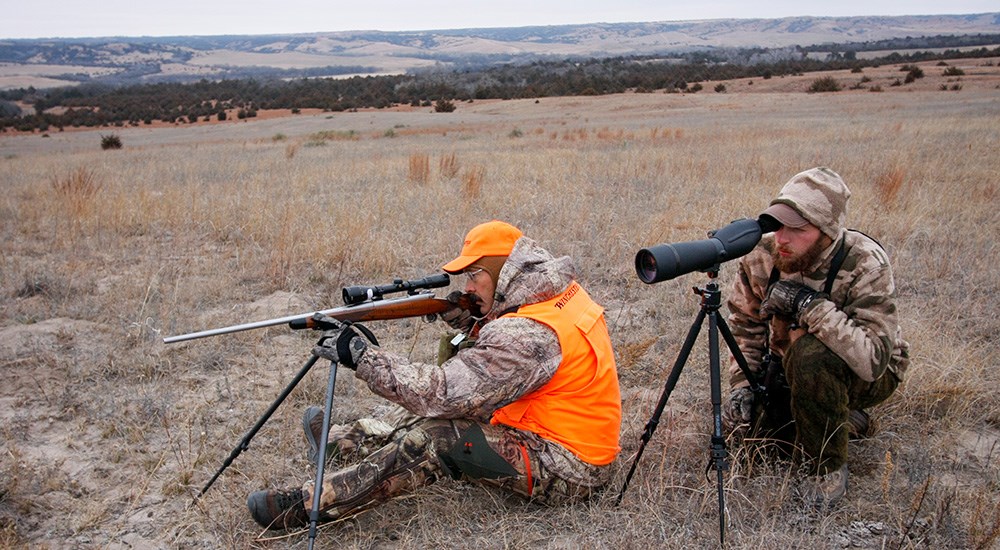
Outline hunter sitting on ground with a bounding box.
[247,220,622,530]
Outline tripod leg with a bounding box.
[196,354,321,500]
[307,359,339,550]
[716,314,760,392]
[708,310,727,546]
[616,308,706,505]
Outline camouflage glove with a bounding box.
[724,386,755,427]
[760,280,826,322]
[312,323,376,370]
[439,290,474,332]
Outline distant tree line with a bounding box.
[799,32,1000,54]
[2,40,998,133]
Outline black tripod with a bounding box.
[615,270,759,547]
[194,314,354,550]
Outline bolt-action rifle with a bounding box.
[162,273,480,533]
[163,273,479,344]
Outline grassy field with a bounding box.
[1,57,999,549]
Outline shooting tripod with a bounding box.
[194,314,356,550]
[615,269,759,547]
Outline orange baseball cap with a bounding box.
[442,221,523,273]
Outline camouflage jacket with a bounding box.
[354,237,615,487]
[727,229,910,388]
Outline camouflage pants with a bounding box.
[754,334,898,475]
[300,408,595,522]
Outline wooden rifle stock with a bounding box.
[163,292,479,344]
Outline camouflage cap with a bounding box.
[762,167,850,240]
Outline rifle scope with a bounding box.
[635,218,764,284]
[342,273,451,305]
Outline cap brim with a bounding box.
[760,202,809,229]
[442,255,479,274]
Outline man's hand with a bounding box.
[723,386,755,428]
[439,290,477,332]
[312,324,372,370]
[760,280,826,321]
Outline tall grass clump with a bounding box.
[439,153,460,179]
[408,153,430,185]
[49,166,102,222]
[461,165,485,198]
[874,165,906,208]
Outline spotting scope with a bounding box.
[635,218,765,284]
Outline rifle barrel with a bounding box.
[162,293,440,344]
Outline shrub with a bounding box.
[714,84,727,93]
[943,66,965,76]
[807,76,841,93]
[688,83,703,93]
[434,99,456,113]
[100,134,122,150]
[903,67,924,83]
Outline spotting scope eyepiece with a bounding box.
[635,218,763,284]
[342,273,451,305]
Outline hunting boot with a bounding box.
[847,409,871,440]
[246,488,310,530]
[799,464,848,508]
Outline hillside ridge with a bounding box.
[1,13,999,89]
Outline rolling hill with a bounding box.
[1,13,999,90]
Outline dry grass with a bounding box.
[439,153,460,180]
[407,153,431,185]
[1,59,999,549]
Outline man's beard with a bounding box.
[773,236,830,274]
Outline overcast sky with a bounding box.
[3,1,997,40]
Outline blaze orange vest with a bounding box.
[490,282,621,465]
